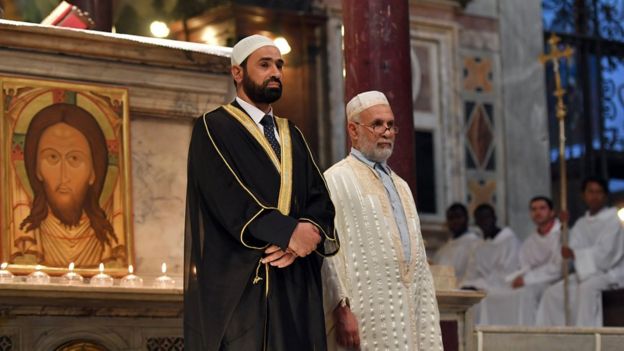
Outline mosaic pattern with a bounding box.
[465,102,495,169]
[146,337,184,351]
[461,51,500,220]
[463,56,493,93]
[0,336,12,351]
[467,179,497,215]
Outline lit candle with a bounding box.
[89,262,114,287]
[0,262,15,283]
[120,264,143,288]
[153,262,175,288]
[26,264,51,284]
[60,262,84,285]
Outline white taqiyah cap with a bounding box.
[231,34,278,66]
[346,90,389,120]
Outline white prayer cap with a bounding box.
[346,90,390,120]
[231,34,278,66]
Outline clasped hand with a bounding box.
[561,245,575,259]
[288,222,321,257]
[261,222,321,268]
[262,245,296,268]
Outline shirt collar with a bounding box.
[584,207,619,225]
[236,96,273,124]
[350,147,391,174]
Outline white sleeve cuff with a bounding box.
[575,248,598,281]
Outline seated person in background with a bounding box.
[461,203,520,291]
[477,196,562,325]
[433,203,482,283]
[537,176,624,327]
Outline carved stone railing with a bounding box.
[0,284,182,350]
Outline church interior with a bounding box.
[0,0,623,350]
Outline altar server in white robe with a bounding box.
[537,177,624,327]
[321,91,443,351]
[433,203,482,283]
[461,203,521,292]
[478,196,562,325]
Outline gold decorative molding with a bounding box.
[0,19,230,74]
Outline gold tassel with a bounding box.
[253,258,264,285]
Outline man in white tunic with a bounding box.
[537,177,624,327]
[433,203,482,283]
[477,196,562,325]
[461,203,521,292]
[321,91,442,350]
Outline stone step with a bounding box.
[475,326,624,351]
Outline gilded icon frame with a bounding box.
[0,76,133,277]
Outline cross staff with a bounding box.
[539,33,574,326]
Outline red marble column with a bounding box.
[342,0,417,193]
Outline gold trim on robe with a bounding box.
[322,155,443,350]
[221,104,293,215]
[202,106,294,249]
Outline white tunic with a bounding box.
[433,231,482,283]
[536,207,624,326]
[519,219,563,286]
[321,156,443,351]
[477,220,562,325]
[569,208,624,282]
[461,227,521,290]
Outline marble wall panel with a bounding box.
[499,0,550,240]
[464,0,498,18]
[130,117,194,283]
[460,29,499,52]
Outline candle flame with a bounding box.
[35,264,42,271]
[128,265,134,274]
[99,263,104,273]
[161,262,167,274]
[69,262,75,271]
[1,262,7,270]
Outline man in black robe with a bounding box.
[184,34,339,350]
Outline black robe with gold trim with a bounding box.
[184,101,339,351]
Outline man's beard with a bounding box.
[360,140,393,163]
[242,70,282,104]
[45,186,88,227]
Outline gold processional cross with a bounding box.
[539,33,574,326]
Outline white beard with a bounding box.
[359,142,393,163]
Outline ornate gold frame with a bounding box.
[0,76,133,277]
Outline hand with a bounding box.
[511,275,524,289]
[287,222,321,257]
[333,305,360,349]
[262,245,296,268]
[559,210,569,224]
[561,245,575,259]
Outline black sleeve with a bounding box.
[189,115,297,250]
[293,126,340,256]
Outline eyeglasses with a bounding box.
[353,121,399,135]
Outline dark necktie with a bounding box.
[260,114,281,160]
